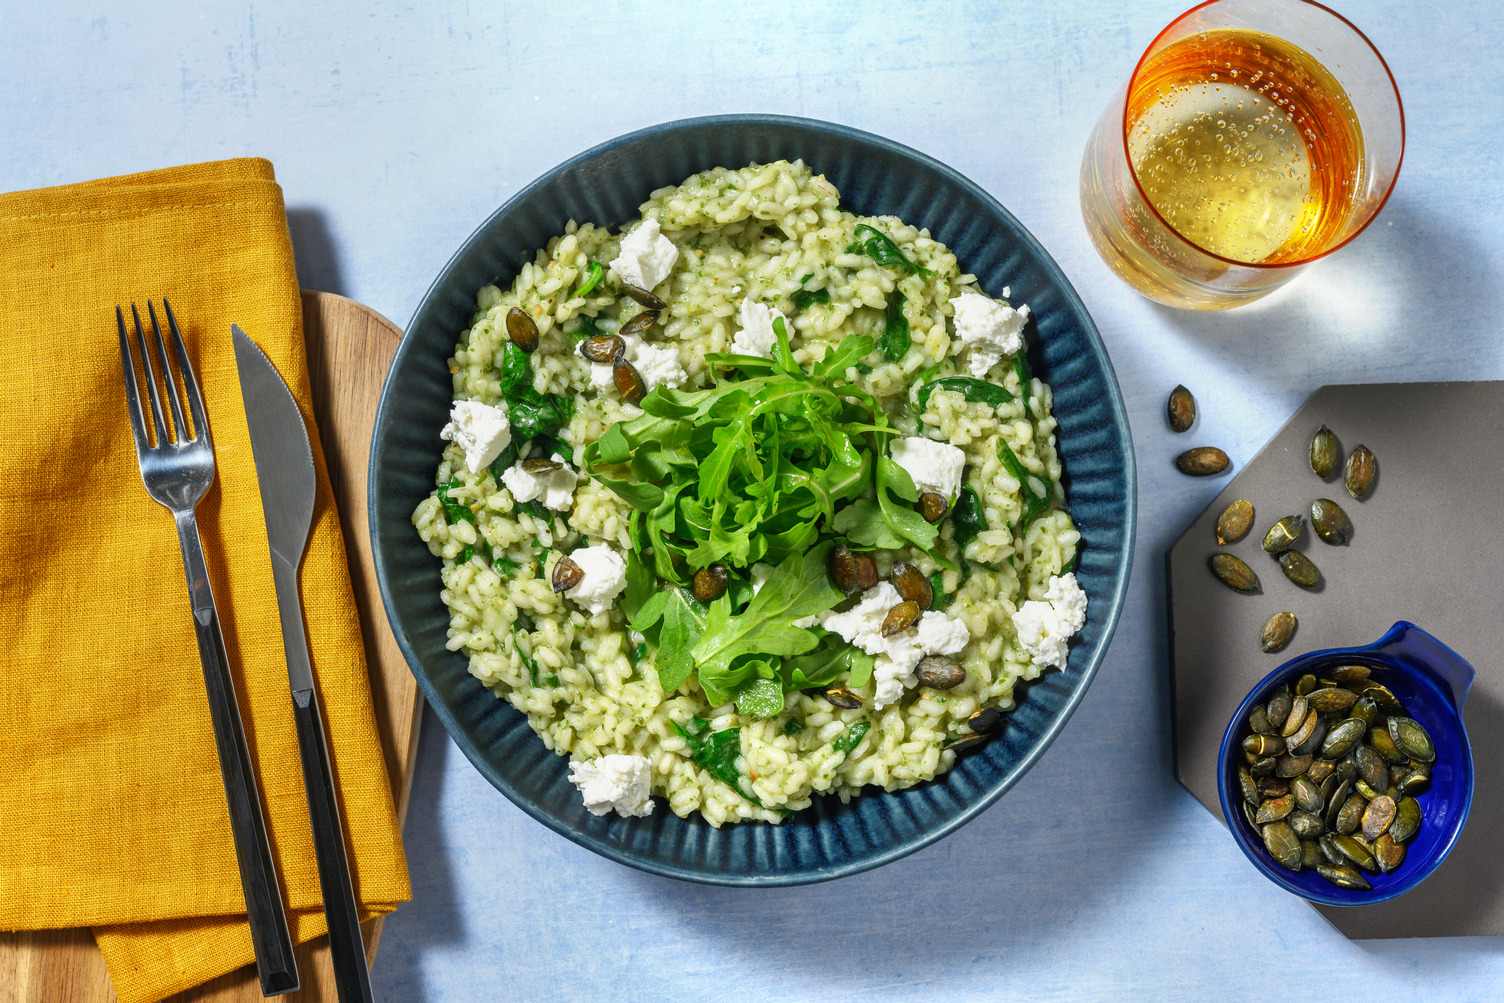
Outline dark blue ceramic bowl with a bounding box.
[1217,622,1476,906]
[369,114,1136,885]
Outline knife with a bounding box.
[233,325,375,1003]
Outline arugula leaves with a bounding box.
[690,545,845,704]
[673,718,761,805]
[583,334,884,579]
[879,290,910,362]
[915,375,1015,415]
[575,260,604,299]
[832,720,870,754]
[1014,347,1034,418]
[998,440,1052,527]
[928,571,948,611]
[514,499,556,531]
[630,587,708,694]
[782,633,876,691]
[846,223,932,276]
[792,287,830,309]
[833,457,954,571]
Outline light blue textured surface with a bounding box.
[5,2,1502,1000]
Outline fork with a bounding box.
[117,300,299,997]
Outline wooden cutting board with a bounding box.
[0,291,422,1001]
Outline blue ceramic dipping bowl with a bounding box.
[370,114,1136,885]
[1217,621,1475,906]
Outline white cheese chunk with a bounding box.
[732,298,790,359]
[1011,572,1088,670]
[949,291,1029,378]
[818,584,972,711]
[563,544,628,616]
[589,333,686,392]
[889,436,966,500]
[500,452,577,512]
[608,218,679,292]
[440,399,512,474]
[750,563,775,596]
[567,753,655,818]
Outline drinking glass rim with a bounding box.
[1119,0,1405,270]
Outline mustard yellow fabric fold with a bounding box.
[0,159,411,1003]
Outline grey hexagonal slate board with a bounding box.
[1168,381,1504,939]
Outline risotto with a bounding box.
[413,161,1085,825]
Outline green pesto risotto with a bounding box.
[413,160,1085,826]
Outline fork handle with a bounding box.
[175,511,300,997]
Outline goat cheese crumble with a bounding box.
[609,218,679,291]
[889,436,966,500]
[567,754,655,817]
[500,453,577,512]
[440,399,512,474]
[563,544,628,616]
[732,298,790,359]
[818,583,973,710]
[1011,573,1088,670]
[589,333,687,392]
[950,291,1029,378]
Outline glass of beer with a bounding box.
[1080,0,1404,310]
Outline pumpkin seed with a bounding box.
[825,688,862,709]
[1369,726,1405,763]
[1275,751,1314,778]
[1243,734,1285,757]
[580,333,627,363]
[1361,682,1404,715]
[1248,705,1274,735]
[1310,425,1339,478]
[691,564,729,603]
[920,491,949,523]
[1291,775,1325,814]
[1262,515,1304,553]
[1262,821,1302,871]
[1354,743,1389,791]
[880,600,921,637]
[1306,758,1336,784]
[1323,780,1352,830]
[1390,797,1422,842]
[1295,673,1318,697]
[550,555,584,593]
[621,282,667,310]
[1397,765,1432,796]
[506,307,540,353]
[1362,795,1397,841]
[1286,710,1320,755]
[1209,553,1260,593]
[1216,499,1254,545]
[1331,665,1371,683]
[1373,833,1406,873]
[854,551,879,590]
[1278,550,1321,588]
[1335,793,1368,835]
[612,357,648,404]
[1310,498,1353,545]
[1266,690,1293,731]
[916,655,966,690]
[967,707,1001,734]
[1345,444,1377,499]
[828,543,860,594]
[1388,716,1436,762]
[1318,863,1371,891]
[1261,611,1297,653]
[944,733,987,754]
[1330,832,1377,872]
[1176,446,1230,476]
[1242,800,1260,830]
[1301,838,1324,870]
[1281,694,1310,737]
[1257,776,1289,799]
[1288,810,1325,840]
[891,562,934,610]
[1251,756,1277,778]
[618,309,660,337]
[1307,687,1358,713]
[1321,718,1366,760]
[1350,696,1378,727]
[1354,779,1383,802]
[519,456,564,474]
[1167,384,1196,432]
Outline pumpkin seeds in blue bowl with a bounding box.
[1218,621,1475,906]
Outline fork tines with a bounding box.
[116,299,207,450]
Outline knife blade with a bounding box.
[233,324,375,1003]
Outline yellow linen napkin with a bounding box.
[0,159,411,1002]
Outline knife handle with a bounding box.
[291,686,374,1003]
[175,512,300,997]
